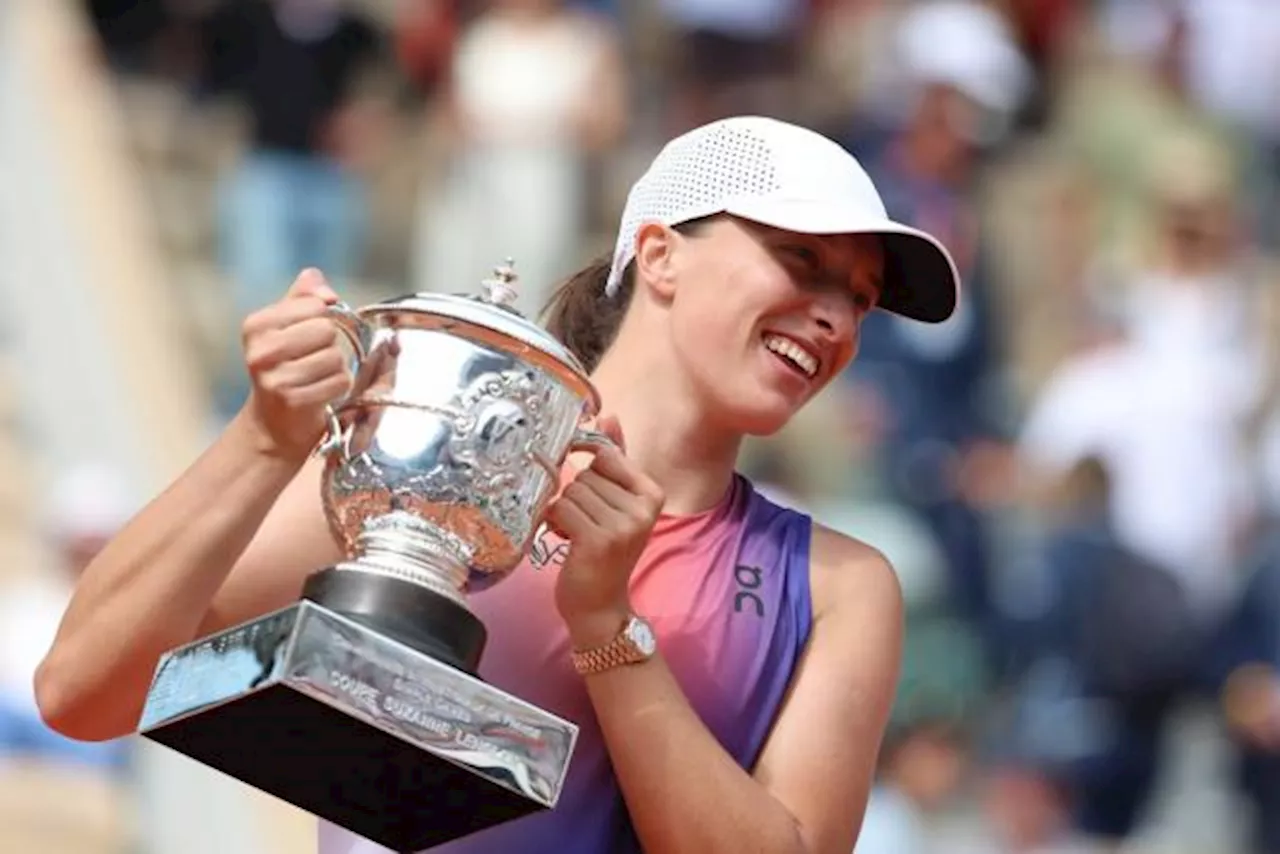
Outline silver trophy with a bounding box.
[138,262,608,852]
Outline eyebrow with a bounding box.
[759,227,882,292]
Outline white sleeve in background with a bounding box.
[1018,346,1132,477]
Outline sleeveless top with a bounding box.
[318,474,814,854]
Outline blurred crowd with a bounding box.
[7,0,1280,852]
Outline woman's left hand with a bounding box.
[546,415,665,648]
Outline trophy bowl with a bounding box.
[301,261,611,674]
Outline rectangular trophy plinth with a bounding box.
[138,602,578,853]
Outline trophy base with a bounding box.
[302,567,487,674]
[138,602,577,853]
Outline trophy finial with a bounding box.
[481,259,520,308]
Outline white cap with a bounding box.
[605,116,960,323]
[897,0,1030,119]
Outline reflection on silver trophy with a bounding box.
[138,262,609,852]
[314,258,612,659]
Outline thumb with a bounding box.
[288,268,340,304]
[595,413,626,453]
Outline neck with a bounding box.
[589,337,742,516]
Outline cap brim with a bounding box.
[722,197,961,323]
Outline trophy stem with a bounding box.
[343,511,473,608]
[355,530,468,608]
[302,511,488,674]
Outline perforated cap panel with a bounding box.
[606,121,784,295]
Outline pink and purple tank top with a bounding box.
[319,474,814,854]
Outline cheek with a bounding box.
[674,268,769,345]
[823,320,862,378]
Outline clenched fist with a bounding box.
[546,416,666,648]
[239,269,352,461]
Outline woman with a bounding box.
[413,0,626,316]
[34,117,959,853]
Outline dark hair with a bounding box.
[541,219,712,373]
[540,254,632,374]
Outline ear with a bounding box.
[633,222,679,301]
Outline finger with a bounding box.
[287,268,339,304]
[587,447,665,507]
[575,469,638,513]
[562,481,617,527]
[246,317,341,370]
[265,371,352,410]
[546,495,596,541]
[243,294,333,338]
[262,345,349,391]
[539,515,569,541]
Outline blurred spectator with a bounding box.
[82,0,176,75]
[999,0,1086,134]
[856,615,984,854]
[656,0,807,131]
[1056,0,1242,271]
[806,0,898,139]
[1219,540,1280,854]
[393,0,462,103]
[0,463,135,773]
[411,0,626,314]
[568,0,621,19]
[1010,457,1201,844]
[1014,130,1280,847]
[0,463,137,854]
[977,766,1078,854]
[198,0,385,416]
[1021,130,1266,619]
[983,150,1113,408]
[888,1,1032,148]
[841,0,1029,665]
[856,722,964,854]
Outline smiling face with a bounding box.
[635,216,883,436]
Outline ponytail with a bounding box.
[540,255,632,374]
[540,218,714,373]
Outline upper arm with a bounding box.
[199,454,343,633]
[751,525,904,854]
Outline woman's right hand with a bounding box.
[239,269,352,462]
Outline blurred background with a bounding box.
[5,0,1280,852]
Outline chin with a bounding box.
[728,401,801,437]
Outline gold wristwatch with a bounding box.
[571,615,657,676]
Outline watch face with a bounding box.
[627,617,657,656]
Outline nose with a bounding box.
[809,288,856,340]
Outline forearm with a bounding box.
[35,412,302,740]
[583,656,806,854]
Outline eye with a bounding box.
[850,282,880,313]
[781,245,822,274]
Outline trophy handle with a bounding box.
[315,302,373,463]
[327,302,372,364]
[568,427,619,454]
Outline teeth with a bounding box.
[763,334,819,377]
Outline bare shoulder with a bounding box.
[808,522,904,628]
